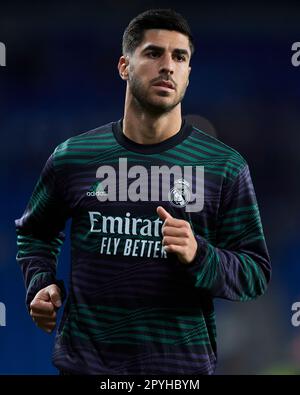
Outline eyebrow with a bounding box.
[142,45,190,58]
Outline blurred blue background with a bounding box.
[0,0,300,374]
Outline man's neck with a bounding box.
[122,105,182,145]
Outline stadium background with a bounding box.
[0,0,299,374]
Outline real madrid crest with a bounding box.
[168,178,191,208]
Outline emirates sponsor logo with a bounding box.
[88,211,167,258]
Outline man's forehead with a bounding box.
[139,29,190,51]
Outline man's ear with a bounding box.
[118,55,129,80]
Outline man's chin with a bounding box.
[146,98,179,113]
[145,103,177,115]
[133,93,179,115]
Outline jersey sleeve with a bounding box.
[15,153,70,309]
[185,164,271,301]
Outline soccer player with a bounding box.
[15,9,271,374]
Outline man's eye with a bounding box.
[147,52,160,58]
[176,55,186,62]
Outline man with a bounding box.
[15,9,271,375]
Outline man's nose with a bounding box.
[159,54,174,75]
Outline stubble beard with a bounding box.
[129,74,187,116]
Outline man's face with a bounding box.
[120,29,192,115]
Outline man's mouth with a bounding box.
[152,80,175,90]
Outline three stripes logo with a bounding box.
[86,181,107,197]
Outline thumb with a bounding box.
[47,284,62,308]
[156,206,173,221]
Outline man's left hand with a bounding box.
[157,206,198,264]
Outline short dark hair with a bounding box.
[122,9,194,57]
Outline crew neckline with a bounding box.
[112,117,193,155]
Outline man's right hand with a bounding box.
[30,284,62,333]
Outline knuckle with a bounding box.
[165,219,171,226]
[183,221,190,229]
[183,230,190,238]
[164,227,171,236]
[49,287,59,298]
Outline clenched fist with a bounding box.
[157,206,198,264]
[30,284,62,333]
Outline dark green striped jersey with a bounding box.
[15,118,271,374]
